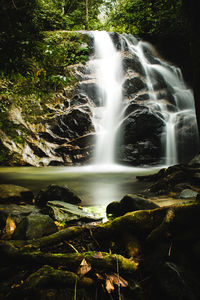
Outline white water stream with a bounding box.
[91,31,123,165]
[90,31,198,166]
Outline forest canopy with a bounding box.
[0,0,198,73]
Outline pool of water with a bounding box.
[0,164,161,206]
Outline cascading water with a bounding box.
[118,35,198,166]
[87,31,199,167]
[91,31,123,165]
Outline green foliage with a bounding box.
[106,0,185,38]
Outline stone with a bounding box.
[51,108,94,140]
[117,140,161,166]
[109,32,124,50]
[119,107,164,145]
[179,189,198,199]
[0,204,40,230]
[0,184,34,204]
[42,200,103,224]
[35,184,82,208]
[13,213,58,240]
[76,82,102,106]
[106,194,159,217]
[71,94,89,106]
[188,153,200,167]
[122,55,145,76]
[123,77,146,98]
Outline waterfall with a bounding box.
[88,31,199,167]
[120,35,199,166]
[91,31,123,165]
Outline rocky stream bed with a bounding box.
[1,154,200,299]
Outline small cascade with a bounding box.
[91,31,123,165]
[121,35,199,166]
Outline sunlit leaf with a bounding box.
[6,216,16,235]
[77,259,91,276]
[105,277,114,293]
[105,273,128,293]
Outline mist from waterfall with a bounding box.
[92,31,123,165]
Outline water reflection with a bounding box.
[0,165,160,206]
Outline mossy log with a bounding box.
[0,240,138,274]
[24,265,95,289]
[93,202,200,241]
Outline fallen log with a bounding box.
[0,240,138,274]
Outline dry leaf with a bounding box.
[105,273,128,293]
[77,259,91,276]
[6,216,16,235]
[106,278,114,293]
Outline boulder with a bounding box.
[42,200,103,224]
[0,184,34,204]
[13,213,58,240]
[70,93,89,106]
[51,108,94,140]
[117,140,161,166]
[119,107,164,145]
[123,77,146,98]
[109,32,124,50]
[0,203,40,230]
[76,82,102,106]
[189,153,200,167]
[175,114,200,163]
[122,55,145,76]
[179,189,198,199]
[35,184,82,208]
[106,194,159,217]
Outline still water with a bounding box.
[0,165,160,206]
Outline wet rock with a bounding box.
[134,93,150,101]
[106,194,159,217]
[123,77,146,98]
[71,93,89,106]
[122,55,145,76]
[188,153,200,167]
[0,184,34,204]
[13,213,57,240]
[109,32,124,50]
[175,115,200,163]
[35,184,82,208]
[179,189,198,199]
[42,200,103,224]
[51,108,94,140]
[173,183,192,193]
[120,107,164,145]
[0,204,40,230]
[117,141,160,166]
[76,82,102,106]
